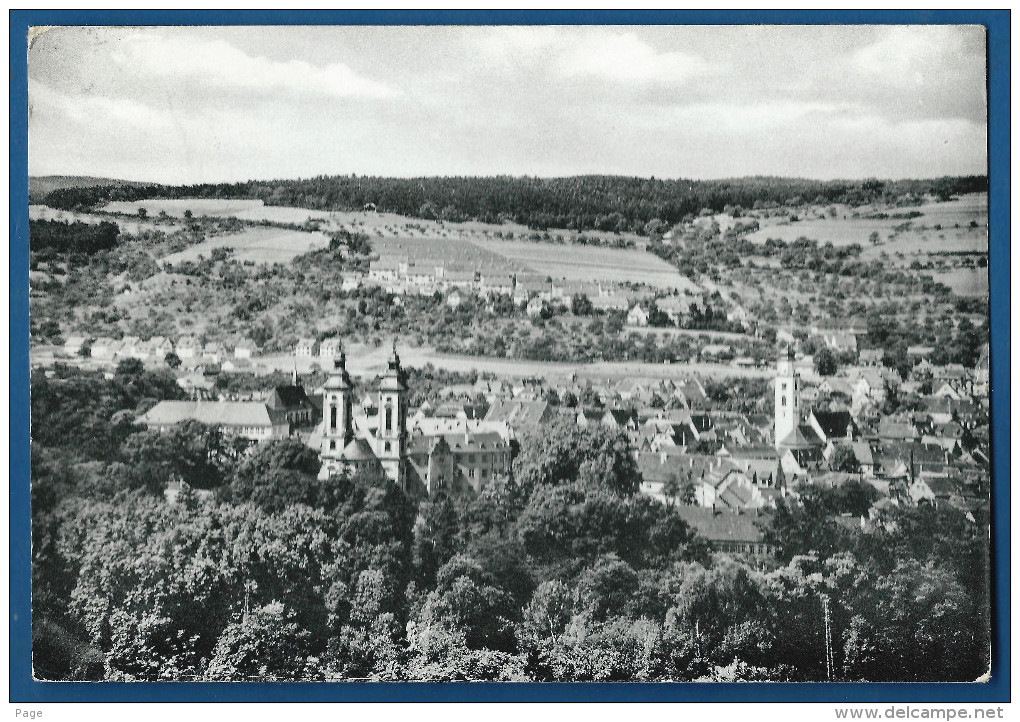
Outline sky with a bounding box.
[27,25,988,184]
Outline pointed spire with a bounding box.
[292,358,298,386]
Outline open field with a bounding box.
[747,193,988,250]
[29,204,164,236]
[103,198,340,226]
[260,344,770,382]
[861,226,987,259]
[372,236,524,275]
[470,238,699,291]
[161,226,331,264]
[933,268,990,297]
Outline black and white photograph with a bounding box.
[25,24,993,684]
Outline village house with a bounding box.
[176,336,200,360]
[295,338,317,357]
[234,339,257,359]
[626,304,649,327]
[319,337,344,359]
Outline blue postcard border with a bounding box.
[9,8,1010,703]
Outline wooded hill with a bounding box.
[40,174,988,234]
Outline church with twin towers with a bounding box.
[318,340,410,486]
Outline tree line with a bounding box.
[29,219,120,257]
[42,175,988,233]
[31,365,989,682]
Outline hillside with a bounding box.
[29,175,148,203]
[39,174,988,234]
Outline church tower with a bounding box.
[376,340,409,485]
[321,342,355,468]
[775,347,799,448]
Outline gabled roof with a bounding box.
[268,385,314,410]
[140,401,286,428]
[342,437,378,461]
[778,424,823,450]
[810,410,855,439]
[484,399,553,427]
[674,506,770,545]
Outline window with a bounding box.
[481,469,488,478]
[468,469,476,478]
[385,406,392,431]
[781,396,786,407]
[330,441,336,450]
[781,382,787,391]
[330,406,337,431]
[384,441,391,452]
[467,453,475,463]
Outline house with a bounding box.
[138,400,290,441]
[447,290,463,309]
[478,274,515,298]
[118,336,141,359]
[368,257,405,282]
[851,441,876,476]
[674,506,773,557]
[295,338,317,357]
[202,342,225,364]
[626,305,649,327]
[443,269,477,290]
[234,339,257,359]
[877,419,919,442]
[514,276,552,303]
[808,409,856,445]
[147,336,175,360]
[483,399,556,433]
[859,349,885,367]
[411,429,512,494]
[601,408,639,431]
[176,336,200,360]
[526,297,546,317]
[319,337,344,359]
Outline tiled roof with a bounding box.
[675,506,770,544]
[141,401,286,428]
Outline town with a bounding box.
[24,23,993,687]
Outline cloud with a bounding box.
[108,31,398,99]
[29,80,172,130]
[666,100,852,134]
[476,27,712,84]
[853,26,983,78]
[558,30,712,82]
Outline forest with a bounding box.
[31,363,989,682]
[29,219,120,257]
[41,174,988,233]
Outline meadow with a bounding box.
[160,226,331,264]
[29,204,161,236]
[470,238,698,291]
[372,237,523,275]
[746,193,988,250]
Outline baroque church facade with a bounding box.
[317,341,478,497]
[319,341,410,486]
